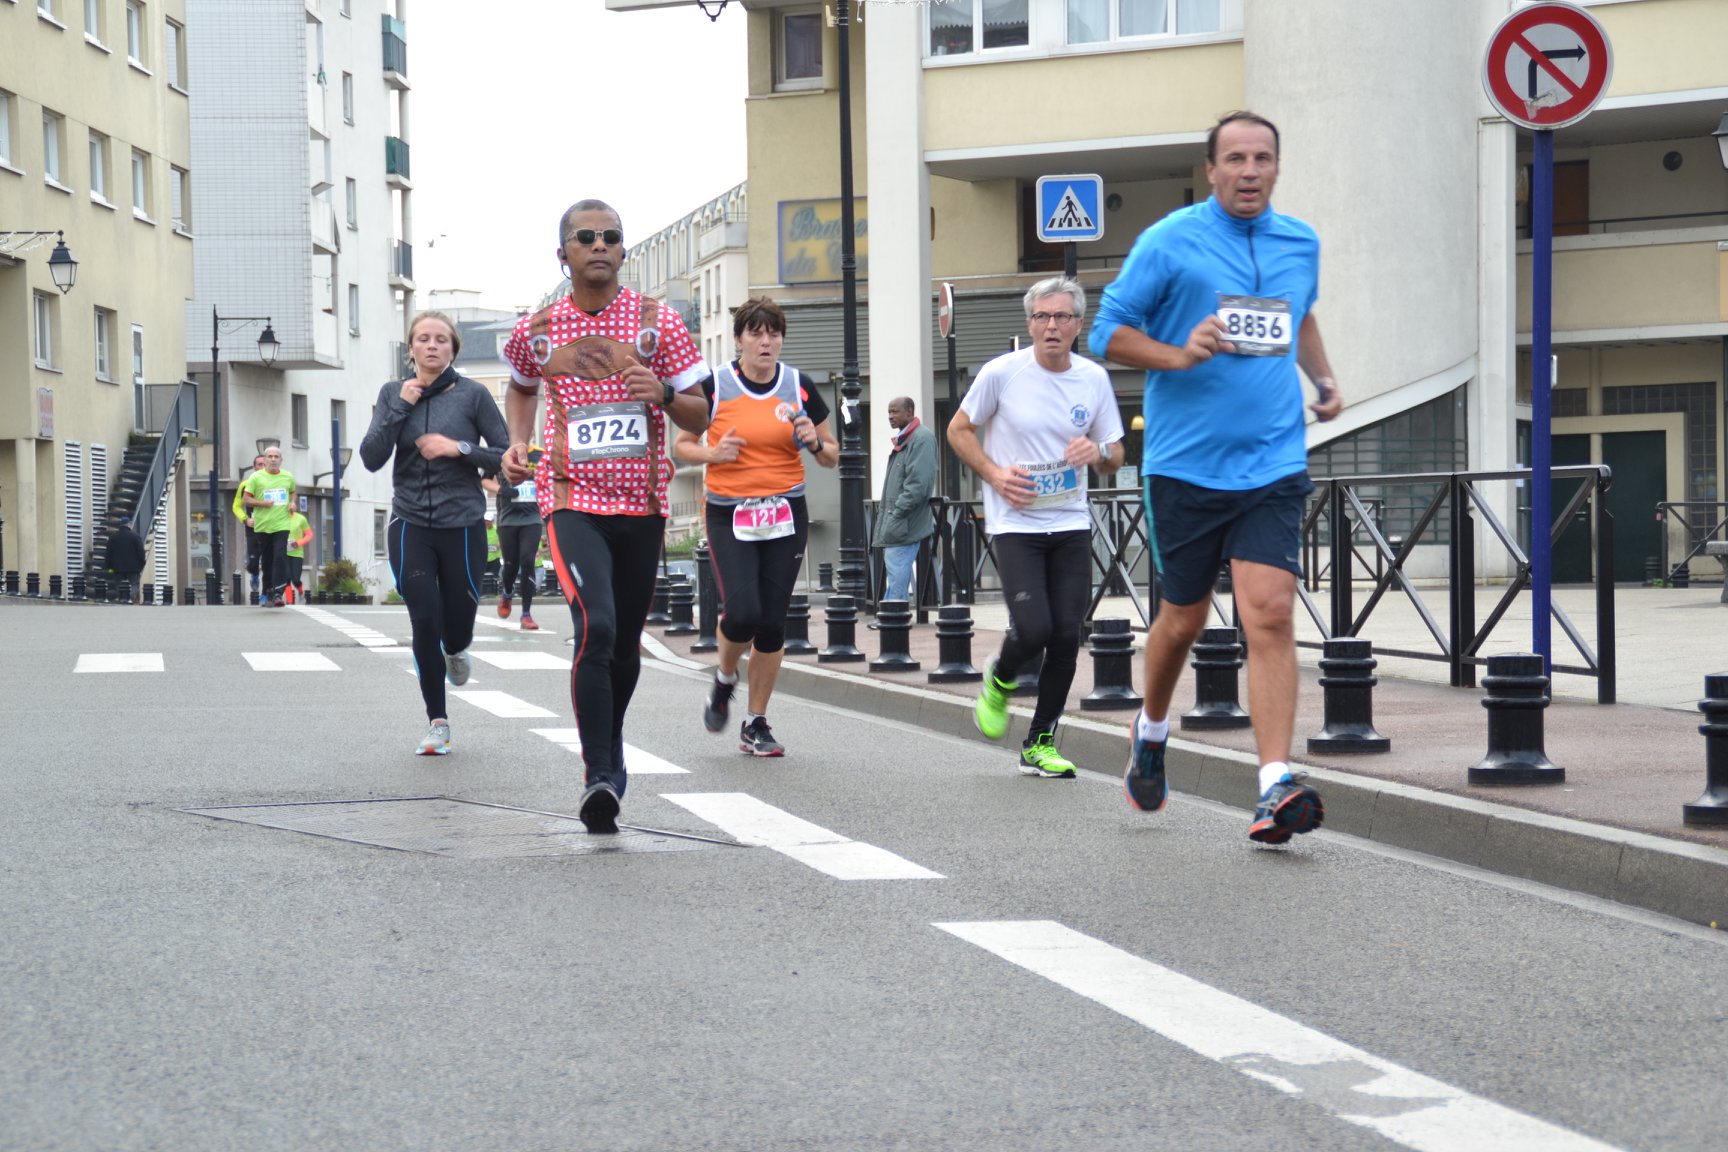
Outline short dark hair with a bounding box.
[558,199,622,244]
[732,296,787,341]
[1206,111,1280,162]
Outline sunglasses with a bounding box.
[565,228,623,248]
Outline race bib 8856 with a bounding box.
[1217,294,1293,358]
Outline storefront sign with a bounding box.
[777,199,868,285]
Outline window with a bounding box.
[94,308,115,381]
[341,71,353,123]
[131,324,144,384]
[929,0,1028,55]
[291,393,309,447]
[37,0,61,24]
[774,9,822,91]
[373,508,387,556]
[125,0,143,64]
[164,18,184,88]
[1067,0,1218,43]
[33,292,57,368]
[42,109,65,186]
[170,165,188,231]
[340,0,351,15]
[0,91,12,167]
[130,149,149,217]
[84,0,104,42]
[347,284,360,335]
[88,130,108,201]
[344,177,357,227]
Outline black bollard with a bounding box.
[1682,674,1728,826]
[184,585,199,606]
[163,584,175,605]
[481,572,498,598]
[869,599,921,672]
[141,583,155,606]
[1468,653,1564,785]
[928,604,982,684]
[1081,618,1140,711]
[691,543,719,654]
[88,575,107,602]
[3,570,17,595]
[49,574,63,599]
[818,562,835,593]
[25,572,40,597]
[664,576,697,636]
[784,594,818,655]
[1011,650,1043,697]
[233,572,246,606]
[1308,637,1391,754]
[1182,627,1251,730]
[646,574,672,625]
[70,575,85,601]
[818,594,865,662]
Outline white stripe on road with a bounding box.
[74,653,164,673]
[933,921,1622,1152]
[473,651,569,671]
[243,652,340,672]
[662,793,942,880]
[527,728,689,774]
[475,614,558,636]
[449,690,555,718]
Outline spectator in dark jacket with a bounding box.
[104,515,147,604]
[872,396,938,604]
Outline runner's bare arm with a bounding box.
[947,407,1033,508]
[501,385,536,483]
[1298,313,1343,421]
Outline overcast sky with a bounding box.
[410,0,748,312]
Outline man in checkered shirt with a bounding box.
[500,199,713,834]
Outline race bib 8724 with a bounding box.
[565,402,649,463]
[1217,294,1293,358]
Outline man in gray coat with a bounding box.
[873,396,937,604]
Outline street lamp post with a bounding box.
[834,0,867,602]
[209,309,279,604]
[0,230,78,293]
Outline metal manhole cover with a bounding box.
[181,796,737,858]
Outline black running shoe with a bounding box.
[1248,774,1324,845]
[1123,725,1169,812]
[578,781,620,834]
[739,716,785,757]
[703,672,736,733]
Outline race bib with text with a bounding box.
[565,402,649,463]
[1020,461,1082,509]
[1217,294,1293,358]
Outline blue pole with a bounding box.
[1531,129,1554,671]
[331,417,343,563]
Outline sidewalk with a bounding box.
[653,583,1728,929]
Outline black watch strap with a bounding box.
[661,382,677,408]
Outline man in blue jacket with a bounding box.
[1089,111,1345,845]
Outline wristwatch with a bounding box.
[457,440,472,456]
[660,382,677,409]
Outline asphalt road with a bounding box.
[3,603,1725,1152]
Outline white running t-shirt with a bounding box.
[959,347,1124,536]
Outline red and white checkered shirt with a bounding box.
[503,287,706,517]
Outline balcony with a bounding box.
[390,341,409,378]
[698,219,748,259]
[382,15,408,89]
[311,197,338,255]
[390,239,414,289]
[385,136,411,189]
[1516,228,1728,340]
[307,69,328,138]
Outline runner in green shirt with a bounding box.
[285,509,313,601]
[240,447,297,606]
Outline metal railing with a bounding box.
[1656,501,1728,583]
[855,465,1618,702]
[134,381,200,546]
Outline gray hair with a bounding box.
[1023,277,1085,319]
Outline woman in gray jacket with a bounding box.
[360,311,509,755]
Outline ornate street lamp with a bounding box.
[0,230,79,293]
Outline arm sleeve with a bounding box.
[799,375,831,426]
[358,382,410,473]
[500,314,545,392]
[1087,229,1166,360]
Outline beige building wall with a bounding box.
[1590,0,1728,96]
[0,0,193,582]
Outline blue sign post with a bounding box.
[1482,2,1612,673]
[1036,174,1104,281]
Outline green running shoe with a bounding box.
[1019,733,1076,778]
[973,665,1012,740]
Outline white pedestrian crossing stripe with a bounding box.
[293,604,398,648]
[529,728,690,774]
[934,921,1623,1152]
[473,651,569,671]
[662,793,942,880]
[243,652,340,672]
[475,614,558,636]
[74,653,163,673]
[451,690,555,718]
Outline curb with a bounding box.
[769,657,1728,931]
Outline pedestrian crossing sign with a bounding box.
[1036,174,1104,243]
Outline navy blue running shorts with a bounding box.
[1144,471,1314,606]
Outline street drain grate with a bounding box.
[181,796,737,858]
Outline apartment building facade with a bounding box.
[618,0,1728,584]
[183,0,413,595]
[0,0,195,588]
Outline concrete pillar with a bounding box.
[1475,117,1521,579]
[11,439,41,574]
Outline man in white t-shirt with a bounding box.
[948,277,1126,777]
